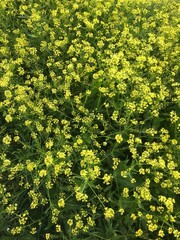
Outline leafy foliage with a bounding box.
[0,0,180,239]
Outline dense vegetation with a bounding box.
[0,0,180,239]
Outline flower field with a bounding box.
[0,0,180,239]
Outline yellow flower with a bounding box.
[45,233,50,240]
[148,223,158,232]
[150,205,156,212]
[158,229,164,237]
[11,226,22,235]
[3,135,12,145]
[56,224,61,232]
[118,208,124,215]
[135,229,143,237]
[104,207,115,220]
[18,105,27,113]
[45,139,54,149]
[4,90,12,98]
[80,169,88,179]
[102,174,112,185]
[44,154,53,166]
[14,136,20,142]
[146,214,152,220]
[165,198,175,213]
[140,187,152,201]
[112,157,120,170]
[170,110,179,123]
[115,134,123,143]
[75,191,88,202]
[5,114,12,122]
[3,159,11,167]
[99,87,109,93]
[57,151,66,158]
[130,213,137,220]
[67,219,73,226]
[26,160,36,172]
[39,169,47,177]
[58,198,65,208]
[122,187,129,198]
[30,227,37,235]
[111,111,119,121]
[168,227,173,234]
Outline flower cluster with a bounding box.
[0,0,180,239]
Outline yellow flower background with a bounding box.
[0,0,179,239]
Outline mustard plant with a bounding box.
[0,0,180,239]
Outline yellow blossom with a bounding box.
[118,208,125,215]
[135,229,143,237]
[44,154,53,166]
[58,198,65,208]
[104,207,115,220]
[102,174,112,185]
[115,134,123,143]
[5,114,12,122]
[39,169,47,177]
[3,135,12,145]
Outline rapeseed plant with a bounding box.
[0,0,180,239]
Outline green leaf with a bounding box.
[152,117,164,130]
[19,233,36,240]
[0,237,14,240]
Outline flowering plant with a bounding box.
[0,0,179,239]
